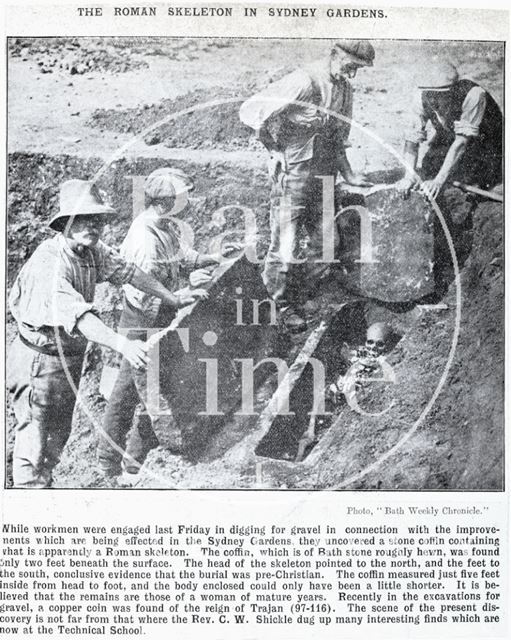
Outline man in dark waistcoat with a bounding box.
[398,60,502,200]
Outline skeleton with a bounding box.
[296,323,394,461]
[327,322,393,405]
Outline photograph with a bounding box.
[5,36,504,491]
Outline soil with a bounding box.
[5,37,504,490]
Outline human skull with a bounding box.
[365,322,392,358]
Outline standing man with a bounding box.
[7,179,204,489]
[240,41,375,332]
[397,61,503,199]
[99,168,229,480]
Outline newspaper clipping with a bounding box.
[1,1,508,639]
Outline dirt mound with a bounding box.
[9,37,149,75]
[88,68,290,148]
[130,194,503,491]
[89,87,251,147]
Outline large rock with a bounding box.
[338,188,435,302]
[134,255,278,458]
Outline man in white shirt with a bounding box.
[240,41,375,332]
[99,168,227,480]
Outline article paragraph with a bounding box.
[0,516,504,636]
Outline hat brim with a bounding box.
[48,205,116,230]
[418,84,454,91]
[336,45,374,67]
[348,54,373,67]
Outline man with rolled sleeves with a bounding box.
[397,61,503,200]
[240,40,375,332]
[99,168,232,480]
[7,179,204,488]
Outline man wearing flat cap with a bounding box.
[240,40,375,332]
[99,167,231,481]
[398,60,503,200]
[7,179,205,488]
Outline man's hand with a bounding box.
[396,177,417,199]
[177,289,209,307]
[189,268,214,287]
[268,151,286,182]
[420,178,444,200]
[122,338,150,370]
[220,241,244,257]
[208,242,245,265]
[345,172,373,188]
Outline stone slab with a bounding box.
[134,254,278,458]
[337,188,435,302]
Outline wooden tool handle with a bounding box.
[451,181,503,203]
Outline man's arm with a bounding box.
[239,68,312,175]
[256,125,280,154]
[397,90,429,197]
[396,140,420,196]
[337,147,373,187]
[436,134,469,183]
[130,266,207,308]
[239,69,310,133]
[194,242,244,268]
[421,135,468,199]
[420,86,487,200]
[76,311,148,369]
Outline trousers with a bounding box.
[7,336,84,488]
[98,353,159,473]
[263,158,340,309]
[98,301,175,473]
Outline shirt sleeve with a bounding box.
[239,69,313,131]
[334,79,353,148]
[119,229,165,319]
[95,241,136,286]
[9,255,95,337]
[180,244,199,268]
[405,90,429,144]
[454,86,487,137]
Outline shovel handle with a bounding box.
[451,181,503,203]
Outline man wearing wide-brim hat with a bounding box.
[98,167,235,481]
[397,60,503,200]
[239,40,375,333]
[7,179,206,488]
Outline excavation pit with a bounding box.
[6,38,504,489]
[255,301,404,464]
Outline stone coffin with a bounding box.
[255,301,367,463]
[337,188,435,302]
[134,254,278,458]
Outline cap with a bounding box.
[144,167,195,200]
[417,61,459,91]
[335,40,375,67]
